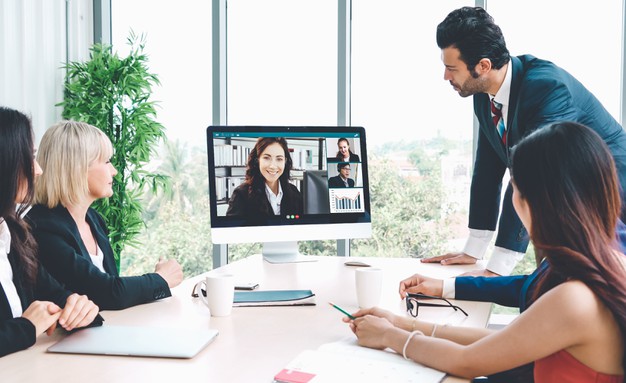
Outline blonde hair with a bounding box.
[35,121,113,208]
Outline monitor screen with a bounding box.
[206,126,372,263]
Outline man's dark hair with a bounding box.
[436,7,510,73]
[337,162,350,172]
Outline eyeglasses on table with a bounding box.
[405,293,468,317]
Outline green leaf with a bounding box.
[60,34,170,269]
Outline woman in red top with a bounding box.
[343,122,626,382]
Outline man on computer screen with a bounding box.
[328,162,355,188]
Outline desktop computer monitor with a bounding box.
[206,126,372,263]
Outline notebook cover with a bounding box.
[233,290,316,306]
[274,368,316,383]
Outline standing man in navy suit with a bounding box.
[422,6,626,277]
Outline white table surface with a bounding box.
[1,255,491,383]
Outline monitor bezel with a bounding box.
[206,125,371,244]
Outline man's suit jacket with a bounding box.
[456,262,545,313]
[456,220,626,312]
[0,249,103,356]
[26,205,171,310]
[471,55,626,253]
[328,175,355,188]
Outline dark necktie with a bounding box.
[491,99,506,145]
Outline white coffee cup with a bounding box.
[197,274,235,317]
[355,267,383,308]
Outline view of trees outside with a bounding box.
[111,2,618,319]
[121,135,535,316]
[122,136,480,275]
[111,2,541,279]
[121,141,212,276]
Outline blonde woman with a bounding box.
[27,121,183,310]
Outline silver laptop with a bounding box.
[47,325,219,359]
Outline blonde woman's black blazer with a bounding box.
[26,205,171,311]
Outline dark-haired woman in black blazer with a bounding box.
[0,107,100,357]
[227,137,303,219]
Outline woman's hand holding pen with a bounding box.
[351,315,400,350]
[342,308,419,350]
[342,307,399,327]
[342,307,404,345]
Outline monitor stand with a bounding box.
[262,241,317,264]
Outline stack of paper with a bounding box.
[274,338,446,383]
[233,290,316,307]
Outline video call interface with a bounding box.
[209,130,368,222]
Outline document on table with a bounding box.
[274,337,445,383]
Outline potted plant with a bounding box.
[58,33,168,270]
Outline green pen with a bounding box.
[329,302,356,320]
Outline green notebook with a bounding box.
[233,290,316,307]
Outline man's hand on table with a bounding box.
[421,252,501,277]
[421,252,477,266]
[399,274,444,298]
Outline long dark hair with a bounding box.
[243,137,293,212]
[0,107,38,285]
[511,122,626,372]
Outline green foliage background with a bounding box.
[121,137,535,319]
[123,138,493,273]
[55,34,534,322]
[59,35,168,269]
[122,144,457,275]
[123,142,212,276]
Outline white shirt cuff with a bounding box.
[442,278,456,299]
[485,246,526,276]
[462,229,495,260]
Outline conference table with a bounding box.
[2,255,492,383]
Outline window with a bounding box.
[227,0,337,125]
[111,0,213,275]
[351,1,474,257]
[112,0,212,146]
[488,0,622,120]
[109,1,624,272]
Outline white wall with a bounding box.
[0,0,92,140]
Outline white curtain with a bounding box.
[0,0,92,140]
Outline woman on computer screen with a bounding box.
[226,137,303,218]
[335,137,360,162]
